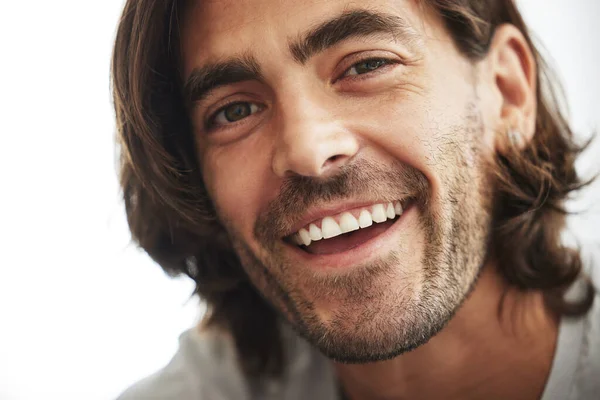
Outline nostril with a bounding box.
[318,154,352,176]
[327,155,343,164]
[322,153,353,172]
[325,154,352,168]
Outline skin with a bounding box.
[181,0,556,398]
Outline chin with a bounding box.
[304,292,453,364]
[288,267,437,362]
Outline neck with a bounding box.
[335,264,559,400]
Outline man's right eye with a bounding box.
[207,101,261,129]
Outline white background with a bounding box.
[0,1,598,399]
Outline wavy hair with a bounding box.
[111,0,595,378]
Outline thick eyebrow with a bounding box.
[289,9,421,64]
[183,56,262,107]
[183,10,418,106]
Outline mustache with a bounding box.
[254,159,430,244]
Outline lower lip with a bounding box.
[286,203,417,273]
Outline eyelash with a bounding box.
[336,57,399,81]
[205,102,262,130]
[205,57,399,131]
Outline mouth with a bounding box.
[284,198,414,256]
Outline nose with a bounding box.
[271,93,359,179]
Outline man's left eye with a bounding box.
[343,58,393,77]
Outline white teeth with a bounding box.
[371,204,387,223]
[321,216,343,239]
[358,210,373,228]
[292,201,406,246]
[394,201,403,216]
[386,202,395,219]
[339,212,360,233]
[298,228,312,246]
[309,223,323,241]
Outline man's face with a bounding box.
[182,0,497,362]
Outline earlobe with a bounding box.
[507,127,525,148]
[488,24,537,154]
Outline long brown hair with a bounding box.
[111,0,595,378]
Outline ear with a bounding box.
[484,24,537,154]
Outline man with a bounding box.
[112,0,599,399]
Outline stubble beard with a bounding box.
[223,104,494,363]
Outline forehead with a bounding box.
[181,0,441,76]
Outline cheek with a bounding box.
[346,71,481,202]
[201,139,273,239]
[349,95,460,177]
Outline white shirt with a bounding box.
[117,246,600,400]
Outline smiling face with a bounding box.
[181,0,498,362]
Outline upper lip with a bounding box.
[284,198,403,238]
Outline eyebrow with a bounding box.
[289,9,420,64]
[183,56,262,107]
[183,9,419,106]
